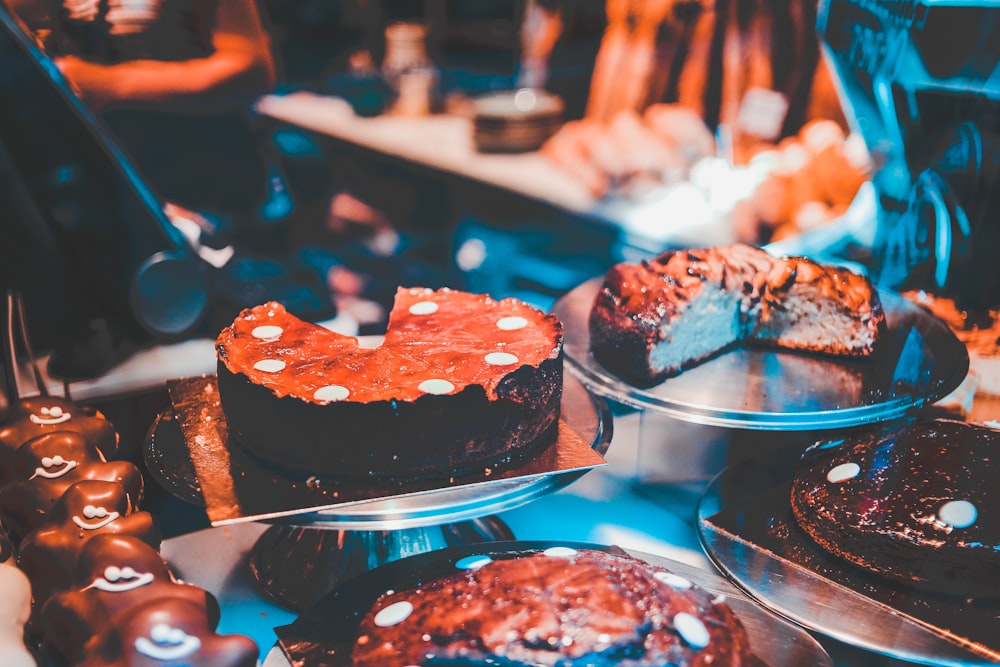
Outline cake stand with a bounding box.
[552,278,969,483]
[697,448,1000,666]
[144,373,612,611]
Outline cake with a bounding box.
[589,243,886,385]
[790,418,999,596]
[216,287,564,479]
[351,547,756,666]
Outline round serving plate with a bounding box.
[265,540,834,667]
[697,446,1000,666]
[552,278,969,430]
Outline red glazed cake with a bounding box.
[351,547,756,667]
[589,243,885,385]
[790,418,999,596]
[216,287,564,479]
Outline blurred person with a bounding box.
[6,0,285,252]
[537,0,848,200]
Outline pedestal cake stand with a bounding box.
[145,372,612,611]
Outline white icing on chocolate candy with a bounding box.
[91,565,154,592]
[826,462,860,483]
[253,359,286,373]
[135,624,202,661]
[72,505,119,531]
[484,352,518,366]
[251,325,283,340]
[674,612,710,649]
[31,455,78,479]
[496,316,528,331]
[938,500,977,529]
[418,379,455,395]
[408,301,439,315]
[29,405,72,425]
[374,600,414,627]
[314,385,350,402]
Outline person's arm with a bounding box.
[53,0,276,113]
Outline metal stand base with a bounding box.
[247,516,515,611]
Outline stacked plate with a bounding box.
[471,88,564,153]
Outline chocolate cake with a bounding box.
[790,418,999,596]
[589,243,885,385]
[216,287,564,479]
[351,547,756,666]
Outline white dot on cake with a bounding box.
[485,352,519,366]
[314,385,350,402]
[674,612,710,649]
[654,571,692,590]
[251,325,283,340]
[409,301,439,315]
[542,547,577,558]
[496,316,528,331]
[455,555,493,570]
[826,462,860,483]
[253,359,286,373]
[938,500,977,529]
[419,379,455,395]
[374,600,414,627]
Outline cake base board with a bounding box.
[273,540,833,667]
[146,374,608,527]
[697,448,1000,666]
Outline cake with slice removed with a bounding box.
[216,287,564,480]
[589,243,885,385]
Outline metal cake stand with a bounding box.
[553,278,969,430]
[697,449,1000,666]
[145,373,612,611]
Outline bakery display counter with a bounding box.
[253,91,737,254]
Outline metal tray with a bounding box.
[553,278,968,430]
[270,540,834,667]
[697,443,1000,666]
[144,372,611,529]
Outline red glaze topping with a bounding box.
[216,287,563,404]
